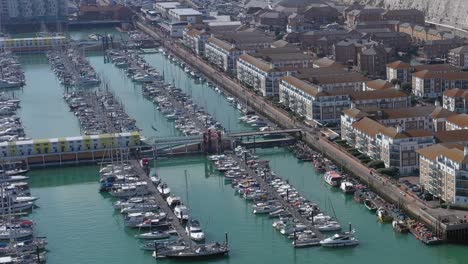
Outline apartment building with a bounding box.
[205,37,244,74]
[279,76,408,123]
[443,88,468,114]
[386,60,411,83]
[341,105,442,133]
[341,113,435,175]
[446,114,468,131]
[363,79,394,91]
[168,8,203,23]
[204,32,274,74]
[279,76,350,123]
[0,0,67,24]
[236,49,312,97]
[448,46,468,70]
[358,44,390,78]
[295,67,369,93]
[418,143,468,205]
[349,89,410,110]
[412,71,468,98]
[183,28,210,56]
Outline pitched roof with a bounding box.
[365,79,394,90]
[374,106,435,119]
[379,128,433,139]
[239,54,273,72]
[447,114,468,127]
[349,89,409,101]
[351,117,386,137]
[342,108,369,119]
[450,45,468,54]
[430,106,458,119]
[313,57,344,68]
[207,37,237,51]
[434,130,468,143]
[443,88,468,99]
[418,143,468,164]
[412,70,468,80]
[386,60,410,70]
[281,76,323,97]
[413,64,459,72]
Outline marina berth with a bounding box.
[99,159,228,260]
[46,46,101,88]
[0,51,25,89]
[0,94,25,143]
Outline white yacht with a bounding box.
[185,219,205,242]
[316,221,342,232]
[320,231,359,247]
[157,183,171,197]
[340,181,355,194]
[174,205,189,221]
[135,231,170,240]
[166,195,181,208]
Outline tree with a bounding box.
[377,167,399,177]
[390,79,400,85]
[367,160,385,169]
[401,82,412,93]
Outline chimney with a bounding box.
[350,102,355,109]
[434,100,440,107]
[395,83,401,90]
[396,125,404,133]
[317,86,323,92]
[465,145,468,156]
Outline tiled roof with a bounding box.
[413,64,459,72]
[239,54,274,72]
[447,114,468,127]
[379,128,433,139]
[386,60,410,70]
[430,107,457,119]
[450,45,468,54]
[352,117,386,137]
[412,70,468,80]
[434,130,468,143]
[418,143,468,164]
[349,89,409,101]
[281,76,323,97]
[342,108,369,119]
[365,79,394,90]
[208,37,237,51]
[443,88,468,98]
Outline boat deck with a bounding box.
[230,155,325,239]
[131,160,192,245]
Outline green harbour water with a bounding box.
[7,29,468,264]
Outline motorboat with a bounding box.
[316,221,342,232]
[157,183,171,197]
[293,231,321,248]
[377,207,393,223]
[340,181,355,194]
[392,219,409,233]
[166,195,182,208]
[320,231,359,247]
[153,243,229,259]
[135,231,170,240]
[174,205,189,221]
[186,220,205,242]
[364,199,377,211]
[0,227,33,240]
[324,171,342,187]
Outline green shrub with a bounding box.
[368,160,385,169]
[377,167,399,177]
